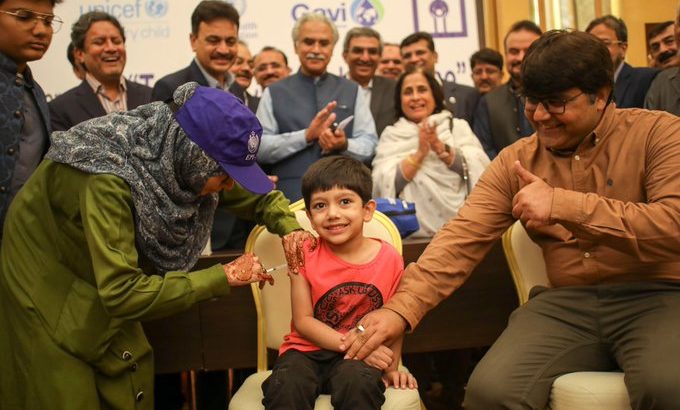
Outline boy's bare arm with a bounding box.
[290,273,397,369]
[290,272,345,351]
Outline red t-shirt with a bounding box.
[279,238,404,355]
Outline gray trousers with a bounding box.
[464,281,680,410]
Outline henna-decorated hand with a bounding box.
[281,230,317,275]
[223,252,275,288]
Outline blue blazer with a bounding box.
[49,79,152,131]
[614,63,659,109]
[0,54,51,228]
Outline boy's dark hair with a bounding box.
[504,20,542,48]
[71,12,125,50]
[470,47,504,70]
[400,31,435,52]
[394,66,444,120]
[585,14,627,43]
[302,156,373,209]
[647,21,674,42]
[191,0,240,34]
[521,30,613,99]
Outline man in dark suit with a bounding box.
[586,15,658,109]
[229,40,259,112]
[151,1,248,106]
[473,20,542,159]
[400,31,479,125]
[342,27,396,136]
[49,12,151,131]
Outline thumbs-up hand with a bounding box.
[511,161,554,229]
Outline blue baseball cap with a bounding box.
[174,86,274,195]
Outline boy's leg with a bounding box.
[326,357,385,410]
[261,350,322,410]
[606,281,680,410]
[463,286,617,410]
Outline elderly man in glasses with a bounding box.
[0,0,63,239]
[585,14,659,109]
[343,30,680,410]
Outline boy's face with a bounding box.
[306,186,375,250]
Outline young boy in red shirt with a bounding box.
[262,156,416,409]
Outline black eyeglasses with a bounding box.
[600,39,625,47]
[0,9,63,33]
[522,92,585,114]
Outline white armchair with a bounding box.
[502,221,630,410]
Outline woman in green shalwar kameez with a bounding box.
[0,82,312,409]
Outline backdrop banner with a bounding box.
[33,0,480,100]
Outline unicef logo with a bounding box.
[351,0,383,27]
[247,131,259,154]
[227,0,247,16]
[145,0,168,18]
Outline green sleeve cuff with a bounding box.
[255,190,302,236]
[189,264,231,300]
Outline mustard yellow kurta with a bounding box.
[0,160,299,409]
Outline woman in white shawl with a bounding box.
[372,67,490,238]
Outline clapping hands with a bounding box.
[418,120,453,166]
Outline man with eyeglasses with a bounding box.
[645,5,680,116]
[342,30,680,410]
[48,11,152,132]
[469,47,503,95]
[472,20,542,159]
[342,26,396,136]
[586,14,659,109]
[253,46,291,90]
[0,0,62,237]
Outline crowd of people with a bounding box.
[2,0,680,409]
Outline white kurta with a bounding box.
[372,111,489,237]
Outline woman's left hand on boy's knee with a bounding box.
[282,230,317,274]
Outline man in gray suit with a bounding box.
[645,5,680,116]
[342,27,396,136]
